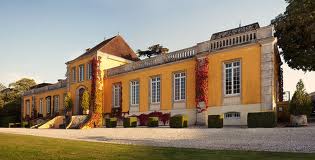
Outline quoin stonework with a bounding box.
[22,23,282,127]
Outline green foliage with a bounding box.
[289,79,312,115]
[147,117,159,127]
[247,112,277,128]
[137,44,169,58]
[123,117,137,128]
[105,118,117,128]
[0,116,18,127]
[170,114,188,128]
[9,78,36,95]
[64,93,73,112]
[208,115,223,128]
[81,91,90,111]
[272,0,315,71]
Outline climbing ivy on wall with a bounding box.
[195,57,209,113]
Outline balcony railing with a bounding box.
[107,46,196,76]
[23,80,67,96]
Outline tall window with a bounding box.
[46,97,51,114]
[79,65,84,82]
[130,80,139,105]
[54,95,59,113]
[39,98,43,114]
[225,61,241,95]
[174,72,186,101]
[151,77,161,103]
[112,84,121,108]
[87,63,92,80]
[72,67,76,82]
[26,100,30,115]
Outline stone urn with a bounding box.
[290,115,308,126]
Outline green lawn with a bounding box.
[0,133,314,160]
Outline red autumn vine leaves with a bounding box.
[195,58,209,113]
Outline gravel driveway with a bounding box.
[1,126,315,153]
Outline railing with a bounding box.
[23,80,67,96]
[107,46,196,76]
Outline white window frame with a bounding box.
[224,61,241,96]
[54,95,59,113]
[72,67,76,83]
[151,76,161,104]
[112,84,121,108]
[79,65,84,82]
[130,80,139,105]
[224,112,240,119]
[39,98,43,114]
[26,100,30,115]
[87,63,92,80]
[173,72,186,101]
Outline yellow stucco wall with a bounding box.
[208,44,261,107]
[103,59,196,113]
[22,87,67,118]
[103,44,262,114]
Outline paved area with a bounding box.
[1,126,315,153]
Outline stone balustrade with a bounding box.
[23,80,67,96]
[107,46,196,76]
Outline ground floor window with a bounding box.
[112,84,121,108]
[26,100,30,115]
[224,112,240,119]
[130,80,139,105]
[46,97,51,114]
[39,98,43,114]
[54,95,59,113]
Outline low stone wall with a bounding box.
[66,115,88,129]
[38,116,65,129]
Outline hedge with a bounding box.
[208,115,223,128]
[247,112,277,128]
[105,118,117,128]
[123,117,137,128]
[170,114,188,128]
[0,116,19,127]
[147,117,159,127]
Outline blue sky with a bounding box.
[0,0,314,95]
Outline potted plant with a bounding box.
[81,90,90,115]
[64,92,73,116]
[289,80,312,126]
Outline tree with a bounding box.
[81,91,90,112]
[272,0,315,71]
[137,44,169,58]
[9,78,36,95]
[0,83,6,91]
[64,93,73,112]
[289,79,312,116]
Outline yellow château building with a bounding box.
[22,23,282,127]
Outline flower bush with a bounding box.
[289,80,312,116]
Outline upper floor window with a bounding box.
[225,61,241,95]
[112,84,121,108]
[79,65,84,82]
[72,67,76,83]
[39,98,43,114]
[151,76,161,103]
[87,63,92,80]
[130,80,139,105]
[26,100,30,115]
[174,72,186,101]
[53,95,59,113]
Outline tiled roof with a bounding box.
[71,35,138,62]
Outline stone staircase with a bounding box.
[38,116,65,129]
[66,115,88,129]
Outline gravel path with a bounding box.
[1,127,315,153]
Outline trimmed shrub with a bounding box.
[208,115,223,128]
[289,80,312,116]
[138,114,149,126]
[105,118,117,128]
[123,117,137,128]
[0,116,18,127]
[147,117,159,127]
[247,112,277,128]
[170,114,188,128]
